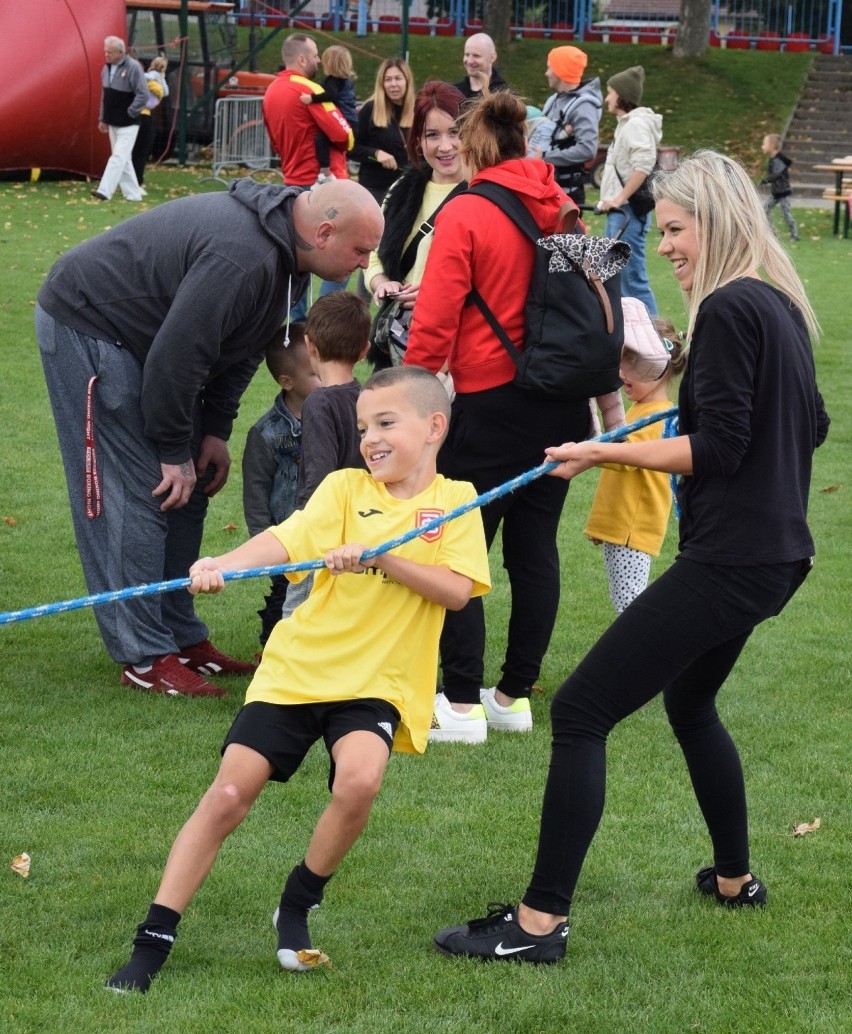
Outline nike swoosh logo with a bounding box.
[747,883,760,897]
[494,942,534,956]
[358,509,383,518]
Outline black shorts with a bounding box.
[222,699,400,788]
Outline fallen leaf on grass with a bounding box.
[819,484,841,493]
[3,515,16,526]
[792,817,821,837]
[10,852,31,877]
[295,948,332,969]
[222,522,238,532]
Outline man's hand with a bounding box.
[153,459,196,510]
[325,543,375,575]
[97,121,108,134]
[197,435,231,497]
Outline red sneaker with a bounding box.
[179,638,257,677]
[120,654,229,698]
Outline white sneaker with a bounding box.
[429,692,487,744]
[480,687,533,732]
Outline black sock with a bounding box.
[105,903,181,994]
[275,861,332,952]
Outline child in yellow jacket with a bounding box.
[585,298,687,613]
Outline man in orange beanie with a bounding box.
[535,45,602,204]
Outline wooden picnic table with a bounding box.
[812,162,852,237]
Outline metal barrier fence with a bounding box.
[207,95,281,184]
[234,0,844,52]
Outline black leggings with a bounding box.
[437,383,590,703]
[523,555,810,916]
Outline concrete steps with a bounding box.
[784,54,852,197]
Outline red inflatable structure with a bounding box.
[0,0,124,178]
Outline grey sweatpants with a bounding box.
[36,304,209,666]
[764,194,799,240]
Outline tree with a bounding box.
[484,0,512,50]
[673,0,712,59]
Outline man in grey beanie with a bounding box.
[597,65,663,313]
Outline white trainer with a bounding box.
[429,692,488,744]
[480,687,533,732]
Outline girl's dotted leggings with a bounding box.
[603,542,652,613]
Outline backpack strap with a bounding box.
[464,182,579,367]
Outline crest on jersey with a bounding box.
[416,509,444,542]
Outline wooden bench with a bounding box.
[821,177,851,238]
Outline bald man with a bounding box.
[454,33,509,100]
[36,179,383,698]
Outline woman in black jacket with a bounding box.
[433,149,830,963]
[351,57,415,205]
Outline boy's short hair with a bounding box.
[363,365,451,423]
[265,323,307,381]
[305,292,371,363]
[764,133,781,150]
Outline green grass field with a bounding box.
[1,42,850,1034]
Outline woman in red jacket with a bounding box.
[404,90,588,743]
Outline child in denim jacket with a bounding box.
[242,325,319,645]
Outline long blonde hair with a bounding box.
[371,57,414,129]
[653,149,819,342]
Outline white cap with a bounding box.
[621,297,673,381]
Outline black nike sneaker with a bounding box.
[696,866,768,907]
[434,903,568,964]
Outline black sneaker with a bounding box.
[434,903,568,964]
[696,866,767,907]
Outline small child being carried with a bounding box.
[300,44,358,185]
[584,297,687,613]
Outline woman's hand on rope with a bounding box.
[544,441,600,480]
[188,557,225,595]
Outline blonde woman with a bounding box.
[434,150,830,962]
[351,57,414,204]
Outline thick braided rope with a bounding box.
[0,407,677,626]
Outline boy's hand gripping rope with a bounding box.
[0,408,677,626]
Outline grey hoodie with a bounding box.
[541,78,603,168]
[38,179,308,463]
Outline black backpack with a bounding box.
[466,181,629,400]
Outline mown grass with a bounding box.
[1,44,849,1034]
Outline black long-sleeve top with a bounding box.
[677,278,829,565]
[350,99,410,197]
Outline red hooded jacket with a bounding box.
[262,70,354,185]
[405,159,576,393]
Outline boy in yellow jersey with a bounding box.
[106,366,490,992]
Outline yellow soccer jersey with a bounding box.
[245,469,491,754]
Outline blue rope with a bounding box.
[0,407,677,626]
[662,412,681,517]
